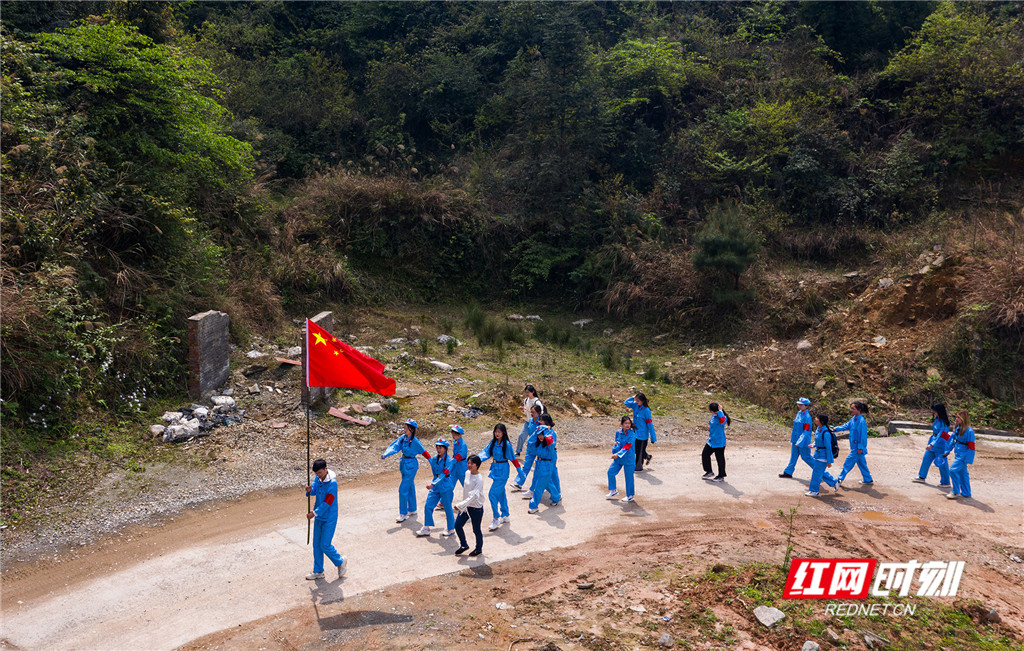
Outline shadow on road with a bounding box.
[317,609,414,631]
[710,480,744,500]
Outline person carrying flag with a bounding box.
[304,458,346,580]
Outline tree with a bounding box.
[692,202,761,304]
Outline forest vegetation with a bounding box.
[2,1,1023,461]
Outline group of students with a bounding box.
[779,398,977,499]
[377,385,565,556]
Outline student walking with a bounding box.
[416,439,456,537]
[380,419,430,522]
[478,424,521,531]
[304,458,346,580]
[528,413,562,513]
[515,385,544,456]
[780,398,814,478]
[450,425,469,487]
[947,410,976,500]
[511,404,543,491]
[806,414,839,496]
[606,415,636,502]
[702,403,729,482]
[913,402,951,486]
[834,402,873,487]
[625,393,656,470]
[454,455,485,556]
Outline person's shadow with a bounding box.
[633,470,663,486]
[535,501,566,529]
[852,484,890,500]
[708,479,744,499]
[616,500,651,517]
[491,525,534,546]
[955,496,996,513]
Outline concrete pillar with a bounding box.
[188,310,230,398]
[302,311,333,405]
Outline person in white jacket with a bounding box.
[454,455,485,556]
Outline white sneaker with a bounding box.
[805,491,820,497]
[488,518,501,531]
[396,513,409,523]
[945,493,959,500]
[305,572,324,580]
[499,516,510,524]
[521,491,533,499]
[442,529,456,537]
[620,496,634,503]
[510,483,522,492]
[337,558,347,578]
[712,476,724,483]
[605,490,619,499]
[832,482,840,493]
[701,472,714,480]
[528,507,539,514]
[408,510,417,515]
[912,477,926,484]
[415,526,431,537]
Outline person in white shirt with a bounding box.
[515,384,543,456]
[454,455,485,556]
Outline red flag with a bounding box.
[305,319,396,395]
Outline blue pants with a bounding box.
[529,460,561,509]
[312,518,343,573]
[949,458,971,497]
[838,451,873,483]
[529,462,560,495]
[454,463,467,487]
[488,462,510,518]
[608,458,635,497]
[515,422,530,455]
[784,444,815,475]
[399,460,418,515]
[514,452,536,486]
[424,488,455,530]
[917,450,950,484]
[809,459,836,494]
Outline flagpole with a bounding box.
[305,319,311,546]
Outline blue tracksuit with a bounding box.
[708,411,728,448]
[479,439,520,518]
[382,434,430,516]
[625,397,657,443]
[783,409,815,475]
[607,427,636,497]
[306,470,343,573]
[514,417,540,487]
[530,426,562,509]
[949,426,976,497]
[808,426,837,494]
[917,418,951,484]
[423,452,456,530]
[452,436,469,487]
[834,414,872,483]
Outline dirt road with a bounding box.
[2,435,1022,650]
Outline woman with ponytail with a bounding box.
[806,413,839,497]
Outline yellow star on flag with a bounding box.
[313,332,327,346]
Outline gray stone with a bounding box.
[161,411,183,423]
[429,361,454,371]
[221,388,234,396]
[192,406,210,418]
[285,346,302,358]
[245,350,267,359]
[572,318,593,328]
[363,402,384,413]
[495,602,514,610]
[814,379,827,391]
[918,265,932,275]
[394,387,421,399]
[826,628,840,642]
[862,630,890,649]
[844,271,860,278]
[525,315,542,321]
[878,277,894,289]
[507,314,524,321]
[248,384,261,395]
[658,633,674,647]
[802,642,820,651]
[986,609,1001,624]
[437,334,460,346]
[927,367,941,379]
[188,310,230,399]
[872,335,888,348]
[753,605,786,627]
[388,337,406,344]
[1010,554,1022,563]
[797,340,813,351]
[162,424,197,443]
[577,582,594,590]
[148,424,166,438]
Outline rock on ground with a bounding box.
[753,605,786,627]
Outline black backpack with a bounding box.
[826,427,840,458]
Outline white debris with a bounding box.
[429,361,454,372]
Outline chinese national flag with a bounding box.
[305,319,396,396]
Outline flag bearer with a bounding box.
[305,458,346,580]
